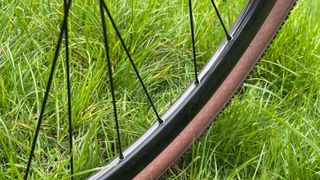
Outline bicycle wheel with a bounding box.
[89,0,297,179]
[12,0,297,179]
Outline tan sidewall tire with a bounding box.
[135,0,296,179]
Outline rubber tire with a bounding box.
[135,0,297,179]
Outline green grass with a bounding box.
[0,0,319,179]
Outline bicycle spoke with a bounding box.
[24,1,72,179]
[101,0,163,124]
[188,0,200,85]
[99,0,124,160]
[210,0,232,40]
[63,0,74,178]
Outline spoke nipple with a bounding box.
[158,118,164,124]
[194,79,200,86]
[226,34,232,41]
[119,154,124,160]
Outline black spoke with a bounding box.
[210,0,232,41]
[101,1,163,124]
[188,0,200,85]
[99,0,124,160]
[24,1,72,179]
[63,0,74,178]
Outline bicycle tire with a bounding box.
[89,0,297,179]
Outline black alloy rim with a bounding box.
[89,0,277,179]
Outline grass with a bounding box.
[0,0,319,179]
